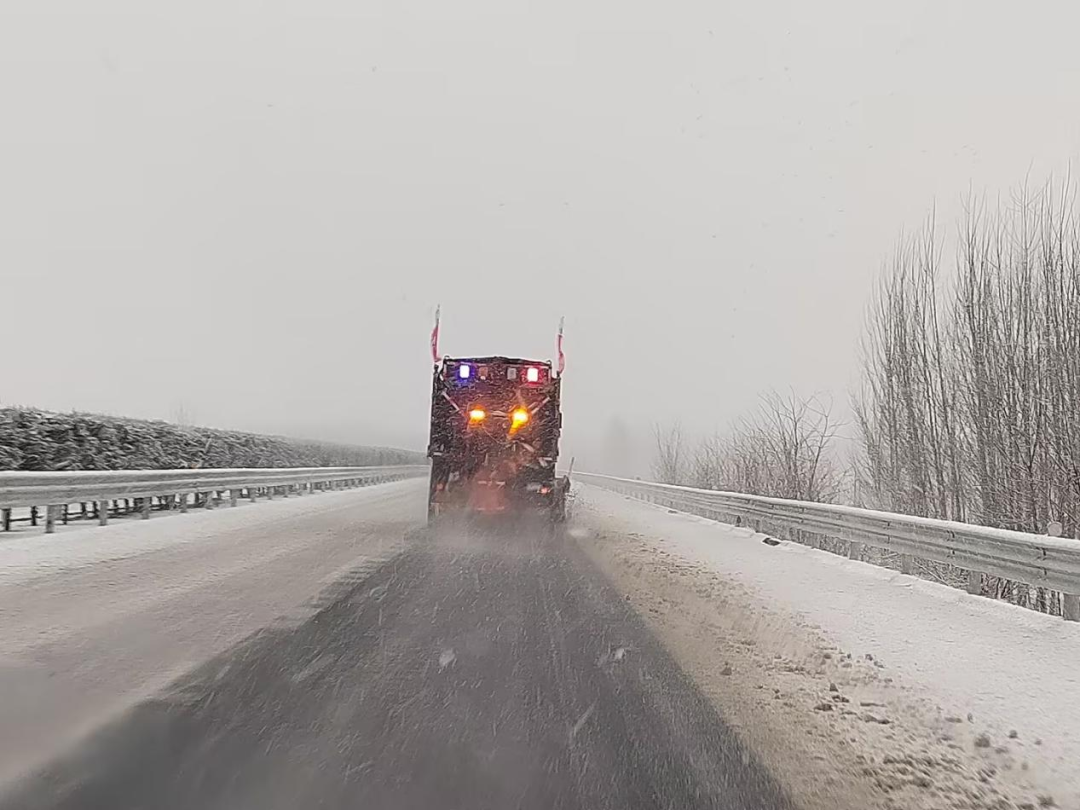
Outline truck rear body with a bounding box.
[426,356,566,522]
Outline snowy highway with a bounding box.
[0,479,789,810]
[1,479,1077,810]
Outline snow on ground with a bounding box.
[577,484,1080,810]
[0,478,420,585]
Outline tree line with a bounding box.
[649,177,1080,615]
[0,407,425,472]
[654,176,1080,540]
[855,181,1080,538]
[652,391,844,503]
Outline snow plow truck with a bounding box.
[426,355,569,525]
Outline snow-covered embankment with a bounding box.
[577,485,1080,810]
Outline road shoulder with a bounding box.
[575,489,1070,810]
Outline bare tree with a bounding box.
[854,218,963,518]
[692,432,729,491]
[750,390,843,501]
[856,175,1080,614]
[651,421,686,484]
[683,391,843,503]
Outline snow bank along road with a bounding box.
[2,479,1074,810]
[578,486,1080,810]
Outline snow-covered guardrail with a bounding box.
[0,466,429,534]
[578,472,1080,622]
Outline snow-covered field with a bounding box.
[577,485,1080,810]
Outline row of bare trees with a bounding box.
[652,391,844,502]
[856,179,1080,537]
[652,176,1080,536]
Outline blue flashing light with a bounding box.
[458,363,471,379]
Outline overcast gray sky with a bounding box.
[3,1,1079,471]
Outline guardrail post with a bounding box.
[249,487,257,503]
[267,486,275,500]
[900,554,915,575]
[30,506,38,527]
[204,492,215,510]
[847,540,863,561]
[1064,594,1080,622]
[98,500,109,525]
[45,505,57,534]
[230,488,239,507]
[141,497,152,520]
[966,570,982,595]
[179,494,189,513]
[1,508,10,532]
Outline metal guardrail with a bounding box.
[577,472,1080,622]
[0,466,429,533]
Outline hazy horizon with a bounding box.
[4,1,1080,476]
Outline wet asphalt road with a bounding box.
[3,529,793,810]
